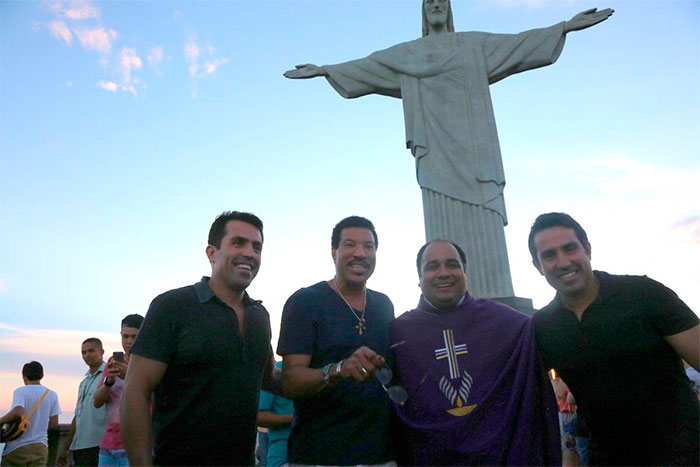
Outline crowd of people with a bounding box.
[1,210,698,467]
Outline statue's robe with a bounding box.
[324,24,566,297]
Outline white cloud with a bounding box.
[148,46,164,66]
[45,0,100,20]
[673,216,700,245]
[184,38,201,77]
[118,48,143,96]
[73,27,117,54]
[204,58,228,75]
[184,34,228,93]
[64,2,100,20]
[47,20,72,45]
[96,80,118,92]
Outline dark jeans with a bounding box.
[72,446,100,466]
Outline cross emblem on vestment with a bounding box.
[434,329,468,380]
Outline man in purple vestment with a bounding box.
[390,240,559,465]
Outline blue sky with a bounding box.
[1,0,698,421]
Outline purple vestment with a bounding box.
[391,294,560,466]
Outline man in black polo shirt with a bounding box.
[121,211,278,466]
[529,212,699,466]
[277,216,396,465]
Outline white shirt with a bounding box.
[3,384,61,455]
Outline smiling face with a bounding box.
[533,226,595,301]
[419,241,467,309]
[207,220,262,293]
[332,227,376,288]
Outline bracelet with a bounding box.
[104,378,115,387]
[335,360,344,377]
[321,363,333,385]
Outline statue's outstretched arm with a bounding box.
[564,7,614,33]
[283,63,328,79]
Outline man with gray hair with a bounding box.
[277,216,396,465]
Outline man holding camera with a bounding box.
[93,314,144,466]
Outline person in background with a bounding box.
[551,372,580,466]
[0,362,61,466]
[94,314,144,466]
[256,361,293,467]
[58,338,107,466]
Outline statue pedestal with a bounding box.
[493,296,535,316]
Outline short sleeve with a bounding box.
[10,388,26,410]
[258,390,274,412]
[130,292,181,363]
[50,391,61,417]
[643,277,699,336]
[277,289,317,356]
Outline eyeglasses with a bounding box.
[375,366,408,406]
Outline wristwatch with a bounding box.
[321,363,333,385]
[104,378,116,387]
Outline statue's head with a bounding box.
[422,0,455,36]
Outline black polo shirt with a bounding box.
[131,277,273,466]
[533,271,699,465]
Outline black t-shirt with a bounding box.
[277,281,396,465]
[533,271,699,466]
[130,277,273,466]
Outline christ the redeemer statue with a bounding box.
[285,0,613,300]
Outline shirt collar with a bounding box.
[551,270,607,311]
[195,276,257,306]
[84,361,106,378]
[421,292,470,313]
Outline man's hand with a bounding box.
[281,346,385,399]
[564,8,614,33]
[338,346,385,382]
[57,417,76,467]
[106,357,128,381]
[57,449,70,467]
[283,64,327,79]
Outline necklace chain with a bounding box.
[333,278,367,335]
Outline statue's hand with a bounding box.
[283,63,327,79]
[565,7,614,33]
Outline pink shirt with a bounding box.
[98,371,125,449]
